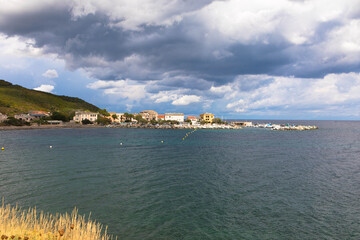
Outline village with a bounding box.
[0,110,318,131]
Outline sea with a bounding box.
[0,120,360,239]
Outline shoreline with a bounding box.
[0,123,240,131]
[0,122,319,131]
[0,124,105,131]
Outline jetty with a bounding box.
[233,122,318,131]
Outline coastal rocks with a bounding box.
[271,125,318,131]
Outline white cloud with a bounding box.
[87,79,146,101]
[196,0,357,45]
[318,19,360,64]
[42,69,58,78]
[70,0,194,31]
[150,89,201,106]
[33,84,55,93]
[172,95,201,105]
[221,72,360,116]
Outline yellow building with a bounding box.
[107,112,127,123]
[200,113,214,123]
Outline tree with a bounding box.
[82,119,92,125]
[200,120,207,125]
[96,116,111,125]
[135,114,148,124]
[51,112,67,122]
[112,114,118,120]
[2,117,30,126]
[150,119,158,125]
[124,113,134,122]
[184,119,192,125]
[166,120,179,125]
[212,118,223,124]
[99,109,110,116]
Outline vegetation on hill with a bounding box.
[0,80,100,116]
[0,203,116,240]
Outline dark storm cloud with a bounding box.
[0,0,359,91]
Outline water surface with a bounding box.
[1,121,360,239]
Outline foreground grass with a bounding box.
[0,203,116,240]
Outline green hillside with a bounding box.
[0,80,100,115]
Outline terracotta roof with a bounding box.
[158,115,165,118]
[187,116,196,119]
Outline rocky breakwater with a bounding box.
[271,125,319,131]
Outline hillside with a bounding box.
[0,80,100,115]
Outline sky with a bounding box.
[1,0,360,120]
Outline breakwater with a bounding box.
[250,123,319,131]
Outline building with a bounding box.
[200,113,214,123]
[14,114,34,122]
[165,113,184,122]
[47,120,63,125]
[29,111,50,118]
[0,113,8,122]
[127,113,138,123]
[157,115,165,120]
[73,111,98,123]
[187,116,198,125]
[140,110,158,121]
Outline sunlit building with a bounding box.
[200,113,214,123]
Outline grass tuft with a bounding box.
[0,203,116,240]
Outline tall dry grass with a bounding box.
[0,203,116,240]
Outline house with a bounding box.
[165,113,184,122]
[0,113,8,122]
[14,113,34,122]
[107,112,127,123]
[157,115,165,120]
[128,113,138,123]
[200,113,214,123]
[140,110,158,121]
[73,111,98,123]
[187,116,198,125]
[29,111,50,118]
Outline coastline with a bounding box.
[0,124,105,131]
[0,122,319,131]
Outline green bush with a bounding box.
[51,112,68,121]
[96,116,111,125]
[2,117,30,126]
[99,109,110,116]
[82,119,93,125]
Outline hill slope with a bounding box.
[0,80,100,115]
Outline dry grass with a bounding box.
[0,203,116,240]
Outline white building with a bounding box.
[0,113,8,122]
[187,116,198,125]
[14,114,34,122]
[73,111,98,123]
[165,113,184,122]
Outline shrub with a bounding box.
[51,112,68,122]
[0,203,116,240]
[99,109,110,116]
[2,117,30,126]
[96,116,111,125]
[81,119,93,125]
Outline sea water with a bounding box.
[1,121,360,239]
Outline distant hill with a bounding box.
[0,80,100,115]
